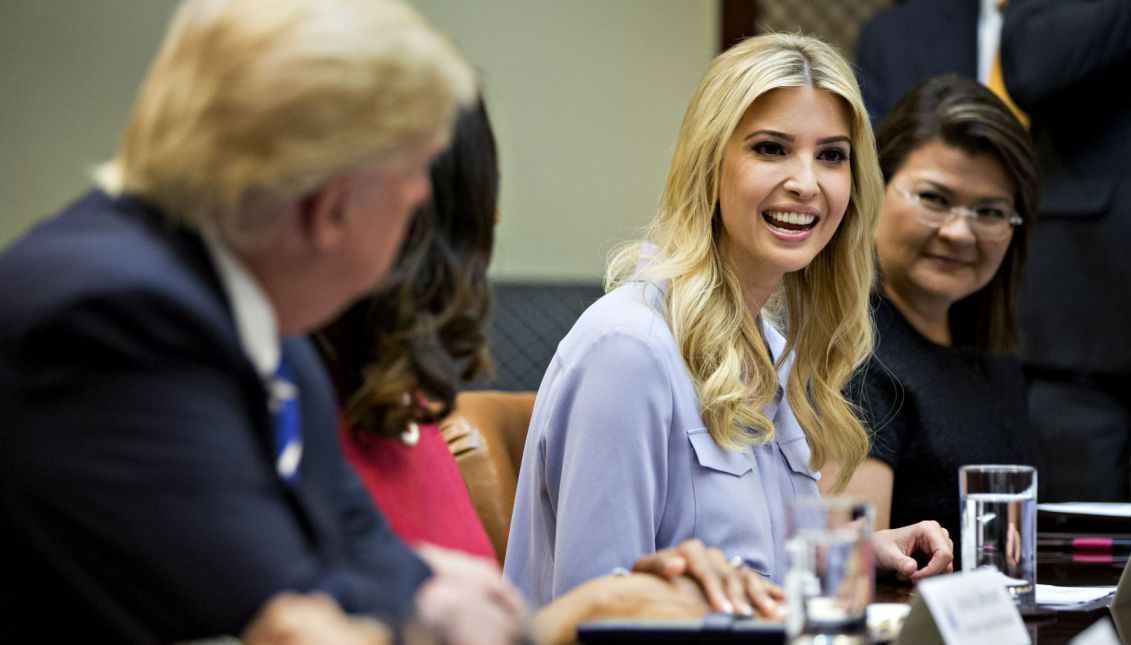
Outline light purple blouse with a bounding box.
[504,280,822,607]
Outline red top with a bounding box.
[340,420,496,562]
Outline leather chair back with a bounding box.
[440,390,536,565]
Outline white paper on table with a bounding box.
[1036,584,1117,606]
[1037,502,1131,518]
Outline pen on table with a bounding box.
[1037,536,1131,551]
[1071,552,1129,564]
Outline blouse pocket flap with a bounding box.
[687,429,752,477]
[779,436,820,481]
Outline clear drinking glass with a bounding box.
[785,497,874,645]
[960,464,1037,610]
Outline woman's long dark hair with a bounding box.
[315,97,498,435]
[876,74,1038,354]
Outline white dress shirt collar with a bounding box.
[202,235,280,380]
[977,0,1006,84]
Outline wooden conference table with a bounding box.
[579,534,1127,644]
[876,547,1125,644]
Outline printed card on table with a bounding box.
[915,568,1030,645]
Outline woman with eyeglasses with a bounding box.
[834,75,1040,553]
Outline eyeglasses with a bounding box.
[895,188,1022,241]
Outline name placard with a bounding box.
[915,568,1030,645]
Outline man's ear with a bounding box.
[296,172,353,253]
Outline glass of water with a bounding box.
[959,464,1037,610]
[784,497,874,645]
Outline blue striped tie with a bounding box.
[268,358,302,485]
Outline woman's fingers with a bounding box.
[675,540,735,614]
[707,549,753,616]
[632,539,785,617]
[744,572,786,619]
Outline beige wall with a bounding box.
[411,1,718,281]
[0,1,718,282]
[0,1,180,247]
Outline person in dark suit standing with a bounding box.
[1002,0,1131,502]
[855,0,979,126]
[0,0,535,642]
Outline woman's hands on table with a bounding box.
[631,538,786,619]
[873,520,954,582]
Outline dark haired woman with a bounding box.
[839,75,1041,548]
[316,98,500,561]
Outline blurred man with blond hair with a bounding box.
[0,1,530,642]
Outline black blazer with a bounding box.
[856,0,979,126]
[1003,0,1131,372]
[0,191,430,642]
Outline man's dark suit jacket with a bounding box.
[856,0,979,126]
[1003,0,1131,373]
[0,191,431,642]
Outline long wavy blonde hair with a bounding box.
[607,33,882,492]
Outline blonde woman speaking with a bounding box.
[505,33,953,617]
